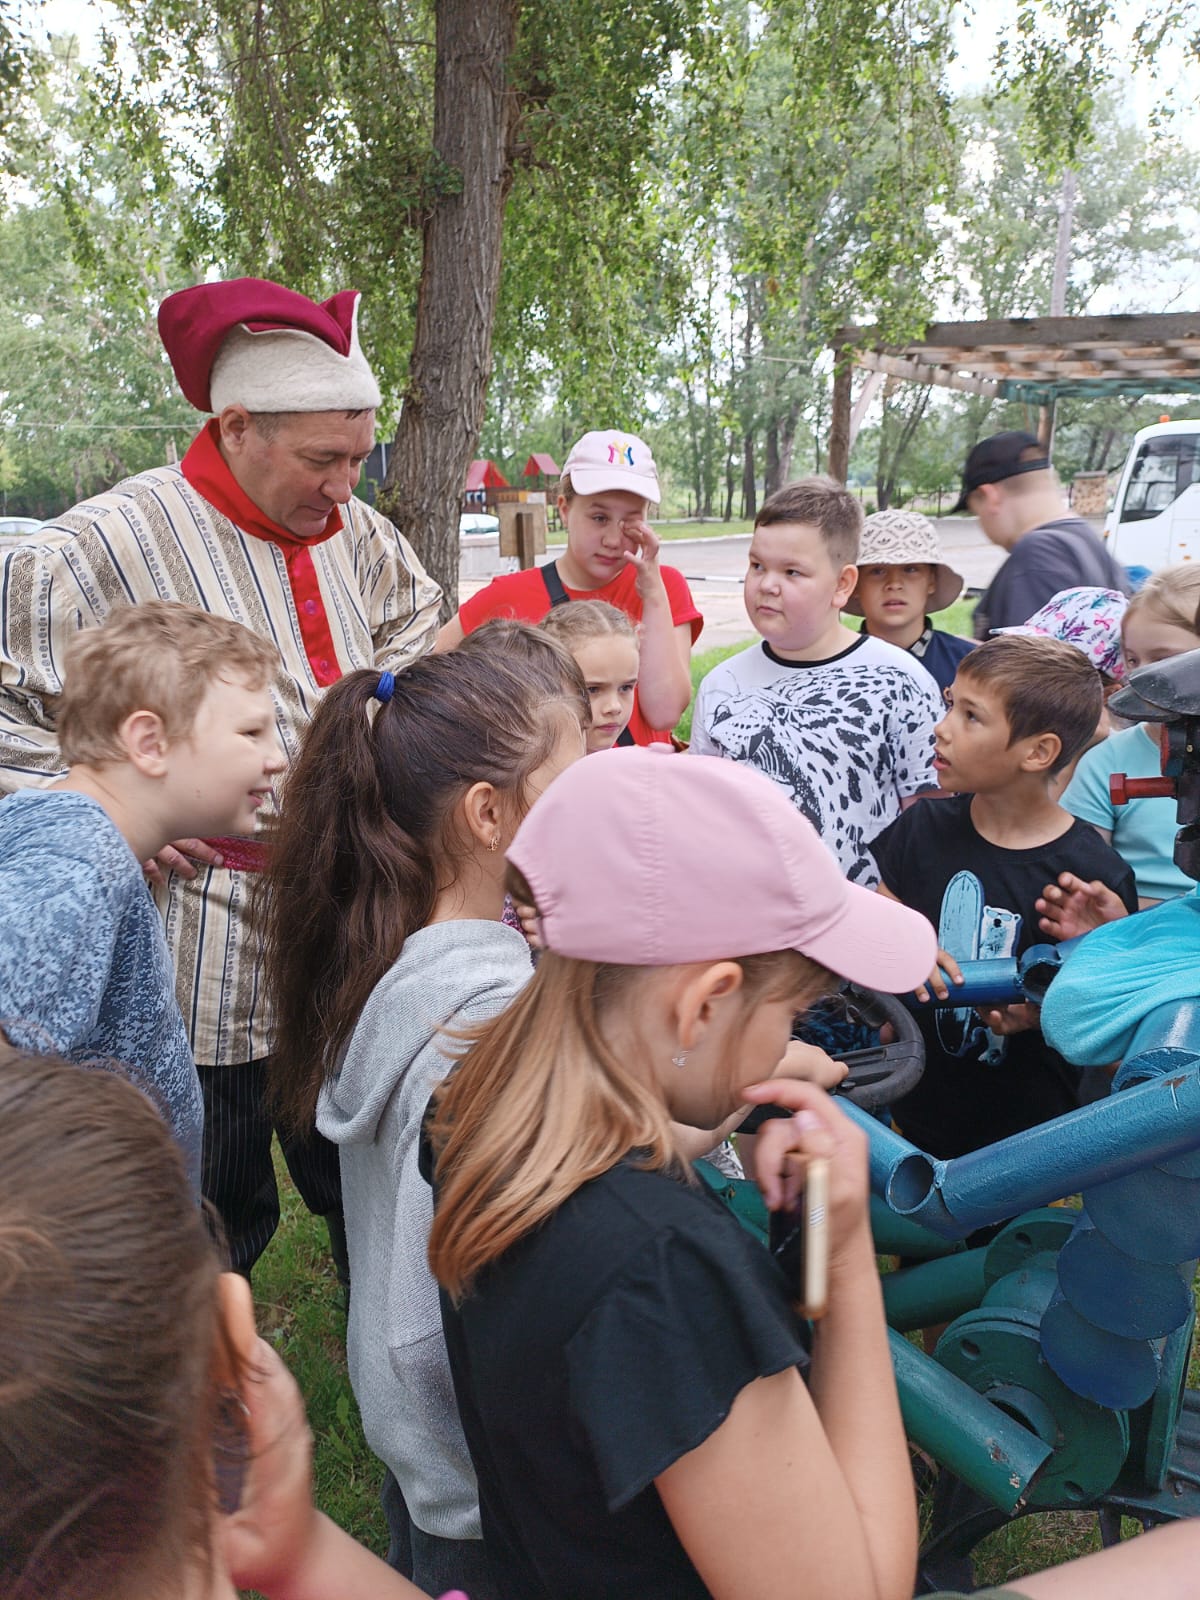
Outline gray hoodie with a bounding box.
[316,919,533,1539]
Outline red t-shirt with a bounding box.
[458,561,703,745]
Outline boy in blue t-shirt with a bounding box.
[0,602,284,1190]
[847,508,975,694]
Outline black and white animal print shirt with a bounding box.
[690,634,941,886]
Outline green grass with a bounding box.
[252,1149,386,1556]
[653,517,755,540]
[260,1150,1198,1594]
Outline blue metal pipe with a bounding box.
[847,1065,1200,1239]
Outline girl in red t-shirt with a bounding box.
[436,429,702,744]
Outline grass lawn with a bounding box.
[654,517,755,540]
[258,1149,1199,1596]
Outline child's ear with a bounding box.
[1021,730,1063,775]
[119,709,170,777]
[834,563,858,609]
[214,1271,257,1387]
[460,779,503,851]
[675,961,745,1050]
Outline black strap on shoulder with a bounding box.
[540,560,571,608]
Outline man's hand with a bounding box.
[142,837,225,886]
[1036,872,1128,940]
[975,1001,1040,1036]
[914,948,963,1004]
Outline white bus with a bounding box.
[1104,420,1200,580]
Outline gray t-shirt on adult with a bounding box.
[0,789,202,1190]
[973,515,1129,637]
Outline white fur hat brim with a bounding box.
[209,302,381,413]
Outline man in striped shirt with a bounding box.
[0,278,441,1280]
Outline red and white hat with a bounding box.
[157,278,382,414]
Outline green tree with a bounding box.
[0,35,197,515]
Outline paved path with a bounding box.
[457,516,1080,653]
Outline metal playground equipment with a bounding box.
[706,648,1200,1591]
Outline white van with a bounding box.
[1104,420,1200,578]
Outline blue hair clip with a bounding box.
[375,670,395,705]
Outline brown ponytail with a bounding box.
[262,629,587,1134]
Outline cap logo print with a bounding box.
[607,440,635,467]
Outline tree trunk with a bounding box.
[779,398,800,484]
[764,418,781,498]
[378,0,519,620]
[741,432,756,521]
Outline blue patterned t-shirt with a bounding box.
[0,790,202,1191]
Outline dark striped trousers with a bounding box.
[198,1057,343,1279]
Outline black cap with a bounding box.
[951,430,1051,514]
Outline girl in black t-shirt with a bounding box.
[426,748,938,1600]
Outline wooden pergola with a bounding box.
[827,312,1200,482]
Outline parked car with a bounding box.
[459,512,500,537]
[0,516,41,539]
[1103,420,1200,579]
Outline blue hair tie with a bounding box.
[375,670,395,705]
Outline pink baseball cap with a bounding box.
[562,430,660,501]
[508,747,937,992]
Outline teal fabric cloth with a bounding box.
[1062,724,1193,903]
[1041,888,1200,1065]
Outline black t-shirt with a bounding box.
[973,516,1130,638]
[870,794,1138,1158]
[435,1158,807,1599]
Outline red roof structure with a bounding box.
[522,452,560,477]
[464,458,510,492]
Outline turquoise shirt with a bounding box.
[1041,888,1200,1065]
[1062,724,1193,903]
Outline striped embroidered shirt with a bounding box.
[0,458,441,1064]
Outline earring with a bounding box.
[671,1049,689,1069]
[488,834,501,852]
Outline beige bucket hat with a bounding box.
[845,509,965,615]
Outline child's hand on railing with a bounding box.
[913,948,963,1004]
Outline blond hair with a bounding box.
[1123,564,1200,641]
[427,868,832,1300]
[539,599,637,651]
[57,602,280,767]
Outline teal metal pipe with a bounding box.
[869,1194,963,1260]
[882,1249,989,1332]
[888,1328,1051,1513]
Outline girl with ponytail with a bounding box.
[261,625,587,1598]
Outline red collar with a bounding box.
[180,418,343,548]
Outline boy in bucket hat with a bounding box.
[952,431,1128,638]
[847,509,975,693]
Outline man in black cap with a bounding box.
[955,430,1128,638]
